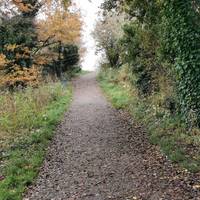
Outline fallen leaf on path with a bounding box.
[193,185,200,189]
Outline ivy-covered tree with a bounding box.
[161,0,200,123]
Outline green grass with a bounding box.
[0,83,72,200]
[78,70,91,75]
[98,68,200,173]
[63,68,90,79]
[99,81,131,109]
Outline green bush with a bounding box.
[121,22,159,96]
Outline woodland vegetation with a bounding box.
[0,0,81,88]
[2,0,200,198]
[96,0,200,172]
[0,1,81,199]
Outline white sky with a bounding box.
[73,0,104,71]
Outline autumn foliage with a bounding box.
[0,0,81,89]
[37,5,81,44]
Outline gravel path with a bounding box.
[25,73,200,200]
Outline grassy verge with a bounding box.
[98,68,200,173]
[75,70,91,76]
[64,68,90,80]
[0,82,72,200]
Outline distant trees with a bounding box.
[43,44,80,77]
[36,4,81,78]
[37,8,81,45]
[62,44,79,71]
[93,13,125,67]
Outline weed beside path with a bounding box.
[98,68,200,173]
[0,83,72,200]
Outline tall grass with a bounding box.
[0,82,72,200]
[0,83,65,145]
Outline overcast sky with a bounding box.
[73,0,104,71]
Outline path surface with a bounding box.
[25,73,200,200]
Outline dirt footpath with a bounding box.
[25,73,200,200]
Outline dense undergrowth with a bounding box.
[98,67,200,173]
[0,82,72,200]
